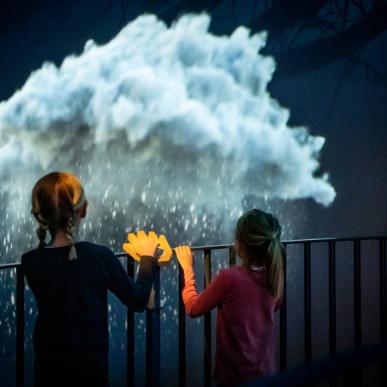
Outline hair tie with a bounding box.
[66,215,78,260]
[36,214,49,230]
[68,244,77,261]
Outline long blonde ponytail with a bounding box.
[235,209,284,297]
[266,238,284,297]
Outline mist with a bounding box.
[0,13,335,258]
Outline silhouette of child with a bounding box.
[22,172,158,387]
[176,209,284,386]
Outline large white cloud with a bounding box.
[0,14,335,251]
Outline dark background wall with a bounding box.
[0,1,386,386]
[1,0,386,238]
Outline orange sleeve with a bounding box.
[182,267,229,318]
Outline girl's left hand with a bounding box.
[127,231,159,257]
[175,245,193,270]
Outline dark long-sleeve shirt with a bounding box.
[21,241,155,383]
[182,264,282,386]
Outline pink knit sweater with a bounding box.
[182,264,282,385]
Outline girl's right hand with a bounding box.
[175,246,193,270]
[128,231,159,257]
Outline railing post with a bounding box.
[146,264,160,387]
[16,266,24,387]
[353,240,362,349]
[280,245,287,371]
[127,256,135,387]
[380,238,387,343]
[328,241,337,355]
[178,266,186,387]
[350,239,362,387]
[328,241,337,387]
[379,238,387,384]
[203,249,212,387]
[228,245,236,267]
[304,242,312,363]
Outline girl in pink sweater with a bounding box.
[176,209,284,386]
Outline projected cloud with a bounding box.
[0,14,335,253]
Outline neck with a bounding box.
[49,229,76,247]
[241,255,265,267]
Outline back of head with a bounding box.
[235,209,284,297]
[31,172,86,259]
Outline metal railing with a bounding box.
[248,343,387,386]
[0,236,386,386]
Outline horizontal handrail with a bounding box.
[3,236,387,267]
[192,236,387,249]
[1,235,387,387]
[282,235,387,244]
[0,262,21,269]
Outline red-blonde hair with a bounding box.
[31,172,86,259]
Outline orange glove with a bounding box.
[124,230,159,258]
[175,245,194,270]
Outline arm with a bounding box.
[101,249,156,312]
[182,266,229,317]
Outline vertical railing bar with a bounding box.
[328,241,337,355]
[280,244,287,371]
[304,242,312,364]
[178,266,186,387]
[146,264,161,387]
[328,241,337,387]
[380,238,387,343]
[354,240,362,349]
[127,256,135,387]
[204,249,212,387]
[3,236,387,387]
[352,239,362,387]
[228,245,236,267]
[16,266,25,387]
[379,238,387,385]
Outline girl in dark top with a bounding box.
[22,171,158,387]
[176,209,284,386]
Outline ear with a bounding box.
[235,241,241,257]
[80,200,88,219]
[236,241,246,261]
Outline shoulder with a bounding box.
[218,265,266,285]
[21,248,38,258]
[21,247,40,265]
[213,266,241,287]
[218,265,244,279]
[78,242,119,266]
[21,248,46,277]
[77,241,115,256]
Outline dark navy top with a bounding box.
[21,241,155,384]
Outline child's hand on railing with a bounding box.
[123,231,173,264]
[175,246,194,270]
[124,231,159,258]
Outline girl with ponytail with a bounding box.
[176,209,284,386]
[22,172,159,387]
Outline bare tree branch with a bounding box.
[272,2,387,80]
[154,0,225,25]
[247,0,327,40]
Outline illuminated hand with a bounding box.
[175,245,194,270]
[123,230,159,258]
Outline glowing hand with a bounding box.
[175,245,194,270]
[123,231,159,259]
